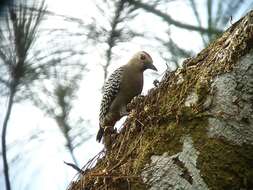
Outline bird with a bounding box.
[97,51,157,144]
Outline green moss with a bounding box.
[132,123,184,173]
[179,106,198,120]
[180,118,253,190]
[195,78,210,105]
[186,118,209,148]
[132,117,210,175]
[131,181,148,190]
[125,116,253,189]
[198,140,253,190]
[150,123,183,155]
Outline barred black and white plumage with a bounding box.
[96,67,124,142]
[96,51,157,143]
[99,67,124,124]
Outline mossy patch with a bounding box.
[132,122,184,173]
[198,140,253,190]
[183,118,253,190]
[195,78,210,105]
[181,117,253,190]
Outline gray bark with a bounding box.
[141,49,253,190]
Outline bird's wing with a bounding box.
[99,66,124,123]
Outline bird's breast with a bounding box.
[106,68,144,122]
[121,71,143,102]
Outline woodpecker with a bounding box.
[97,51,157,143]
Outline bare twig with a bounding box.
[64,161,84,174]
[188,0,207,45]
[126,0,223,35]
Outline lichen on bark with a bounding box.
[141,136,208,190]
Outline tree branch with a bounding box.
[64,161,83,174]
[188,0,207,45]
[127,0,223,35]
[103,0,126,81]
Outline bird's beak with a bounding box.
[148,63,158,71]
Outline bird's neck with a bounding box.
[126,61,143,73]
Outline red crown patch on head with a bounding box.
[142,51,152,61]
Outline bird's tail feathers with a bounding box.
[96,127,104,143]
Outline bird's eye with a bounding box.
[140,54,146,60]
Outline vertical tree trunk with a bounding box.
[2,86,16,190]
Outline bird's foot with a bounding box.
[103,126,118,150]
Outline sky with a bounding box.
[0,0,251,190]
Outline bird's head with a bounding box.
[130,51,157,72]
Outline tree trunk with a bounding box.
[2,86,16,190]
[67,10,253,190]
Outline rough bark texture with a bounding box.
[67,10,253,190]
